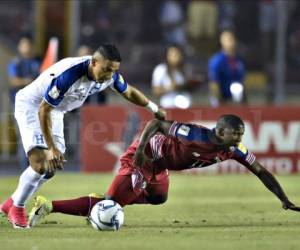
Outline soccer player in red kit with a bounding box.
[29,114,300,227]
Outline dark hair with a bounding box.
[216,114,244,130]
[165,43,184,75]
[95,44,122,62]
[165,43,183,59]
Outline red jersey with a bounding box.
[120,121,256,173]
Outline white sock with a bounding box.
[11,166,42,207]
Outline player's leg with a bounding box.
[29,193,105,227]
[29,142,146,226]
[106,169,169,206]
[29,174,138,227]
[11,147,50,203]
[132,173,169,205]
[106,174,144,206]
[31,174,140,217]
[0,148,48,216]
[49,175,138,216]
[46,172,160,213]
[5,148,49,228]
[145,178,169,205]
[1,108,65,228]
[104,140,148,205]
[29,173,166,227]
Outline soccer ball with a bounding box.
[89,200,124,231]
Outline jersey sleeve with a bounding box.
[231,143,256,167]
[44,61,88,107]
[208,55,221,82]
[110,72,128,93]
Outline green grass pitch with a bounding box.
[0,173,300,250]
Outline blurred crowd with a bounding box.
[1,0,300,106]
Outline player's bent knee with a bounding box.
[146,194,168,205]
[28,147,48,174]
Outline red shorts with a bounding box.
[106,140,169,207]
[119,140,169,182]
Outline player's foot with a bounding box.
[8,205,29,229]
[29,196,53,227]
[0,197,13,217]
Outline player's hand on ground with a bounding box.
[282,201,300,212]
[47,147,65,172]
[133,149,150,168]
[154,108,166,120]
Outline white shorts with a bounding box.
[14,100,66,156]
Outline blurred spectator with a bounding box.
[208,30,246,107]
[7,36,41,169]
[159,0,187,46]
[152,45,191,109]
[8,36,40,105]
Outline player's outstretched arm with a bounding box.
[133,119,173,167]
[246,161,300,212]
[121,85,166,120]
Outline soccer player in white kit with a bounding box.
[0,44,165,228]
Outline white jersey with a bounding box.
[14,56,128,154]
[16,56,128,112]
[151,63,191,108]
[152,63,185,88]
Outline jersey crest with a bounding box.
[177,125,190,136]
[48,85,60,99]
[119,74,125,83]
[237,143,247,154]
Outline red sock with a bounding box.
[52,196,103,216]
